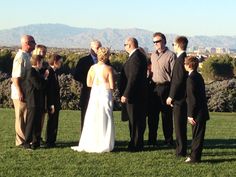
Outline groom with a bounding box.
[74,40,102,131]
[119,37,148,151]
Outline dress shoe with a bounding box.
[31,143,40,150]
[147,140,158,147]
[23,143,33,151]
[164,141,174,147]
[45,143,56,148]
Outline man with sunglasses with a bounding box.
[149,32,176,147]
[11,35,36,146]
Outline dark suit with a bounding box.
[23,67,46,147]
[74,54,95,131]
[46,67,61,146]
[169,52,188,156]
[186,70,210,162]
[119,49,147,150]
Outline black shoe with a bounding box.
[45,143,56,148]
[147,140,158,147]
[31,143,40,150]
[23,143,33,151]
[164,141,174,147]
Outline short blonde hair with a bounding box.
[30,55,43,66]
[97,47,110,63]
[32,44,47,56]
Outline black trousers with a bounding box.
[190,120,206,162]
[173,101,187,156]
[149,83,173,143]
[46,110,60,145]
[25,107,43,146]
[146,90,159,143]
[126,101,146,149]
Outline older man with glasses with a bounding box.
[149,32,176,147]
[11,35,36,146]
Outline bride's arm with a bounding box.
[86,66,94,87]
[108,67,115,90]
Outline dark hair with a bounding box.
[175,36,188,50]
[30,55,43,66]
[48,53,62,65]
[184,56,199,70]
[153,32,166,44]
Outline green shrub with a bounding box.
[201,55,234,81]
[0,49,14,74]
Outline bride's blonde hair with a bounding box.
[97,47,110,63]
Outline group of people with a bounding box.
[71,33,209,164]
[11,35,63,149]
[11,32,209,163]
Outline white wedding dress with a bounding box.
[71,64,115,153]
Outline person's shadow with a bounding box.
[54,139,236,164]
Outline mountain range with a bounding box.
[0,24,236,51]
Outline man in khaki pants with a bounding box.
[11,35,36,146]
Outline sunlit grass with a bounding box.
[0,109,235,177]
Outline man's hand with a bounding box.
[121,96,128,103]
[166,97,173,107]
[50,105,55,114]
[188,117,196,125]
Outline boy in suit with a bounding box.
[23,55,48,149]
[45,54,63,148]
[184,56,210,163]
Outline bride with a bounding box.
[71,47,115,153]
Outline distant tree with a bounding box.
[201,55,235,82]
[109,52,128,73]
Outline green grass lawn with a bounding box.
[0,109,236,177]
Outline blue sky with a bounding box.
[1,0,236,36]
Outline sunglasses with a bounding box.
[153,39,162,44]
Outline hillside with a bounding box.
[0,24,236,50]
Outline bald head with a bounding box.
[20,35,36,53]
[124,37,138,53]
[126,37,138,48]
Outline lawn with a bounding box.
[0,109,236,177]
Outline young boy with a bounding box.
[45,54,63,148]
[184,56,210,163]
[23,55,48,149]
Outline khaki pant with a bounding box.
[13,99,27,146]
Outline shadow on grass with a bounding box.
[52,139,236,152]
[54,141,79,148]
[113,140,175,152]
[202,158,236,163]
[203,139,236,149]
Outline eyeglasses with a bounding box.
[153,39,162,44]
[124,44,128,47]
[27,40,36,45]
